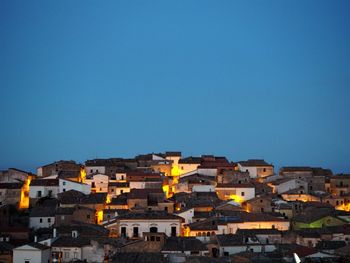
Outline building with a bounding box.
[13,243,51,263]
[215,183,255,203]
[237,160,274,179]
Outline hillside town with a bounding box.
[0,152,350,263]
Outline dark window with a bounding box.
[48,190,52,197]
[263,168,266,172]
[261,207,264,212]
[156,236,160,241]
[120,190,123,194]
[63,182,66,186]
[121,227,126,237]
[48,218,51,223]
[111,189,114,192]
[171,226,176,237]
[87,214,90,219]
[224,252,229,256]
[37,191,42,197]
[150,236,155,241]
[40,218,43,223]
[241,192,245,196]
[133,227,139,237]
[121,175,124,180]
[150,227,158,233]
[164,207,168,212]
[63,189,66,192]
[25,261,30,263]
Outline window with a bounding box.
[150,236,155,241]
[63,189,66,192]
[64,252,70,258]
[87,214,90,219]
[73,252,78,259]
[111,189,114,192]
[156,236,160,241]
[121,227,127,237]
[263,168,266,172]
[120,190,123,194]
[121,175,124,180]
[241,192,245,196]
[25,261,30,263]
[261,208,264,212]
[37,191,42,197]
[48,218,51,223]
[150,227,158,233]
[40,218,43,223]
[171,226,177,237]
[224,252,229,256]
[48,190,52,197]
[63,182,66,185]
[133,227,139,237]
[164,207,168,212]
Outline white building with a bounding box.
[269,178,308,194]
[13,243,51,263]
[104,211,183,238]
[29,178,59,199]
[237,160,274,179]
[85,174,109,193]
[29,207,56,230]
[59,178,91,194]
[215,183,255,202]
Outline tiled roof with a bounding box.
[163,237,207,252]
[30,178,59,186]
[52,236,91,247]
[238,159,272,167]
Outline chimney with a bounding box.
[53,228,57,238]
[34,236,37,242]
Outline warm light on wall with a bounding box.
[106,195,111,204]
[80,167,86,183]
[336,203,350,212]
[97,210,103,224]
[19,176,32,209]
[163,185,171,198]
[171,165,180,177]
[228,194,244,203]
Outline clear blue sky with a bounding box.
[1,1,349,173]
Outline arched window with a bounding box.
[150,227,158,233]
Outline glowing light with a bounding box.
[228,194,244,203]
[171,165,180,177]
[336,203,350,212]
[97,210,103,224]
[80,167,86,183]
[19,176,32,209]
[106,195,111,204]
[183,226,190,237]
[163,185,171,198]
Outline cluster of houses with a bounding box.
[0,152,349,263]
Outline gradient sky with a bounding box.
[1,1,349,173]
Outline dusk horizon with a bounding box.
[1,1,350,174]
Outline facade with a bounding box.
[13,243,51,263]
[237,160,274,179]
[215,183,255,202]
[59,179,91,194]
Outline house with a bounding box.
[329,174,350,196]
[103,211,183,238]
[29,178,59,204]
[0,227,30,245]
[0,242,13,263]
[216,169,251,185]
[236,228,283,244]
[268,178,308,194]
[162,237,208,256]
[59,178,91,195]
[0,182,23,206]
[55,205,96,226]
[178,157,202,175]
[213,234,276,257]
[292,207,347,230]
[108,182,130,197]
[85,173,109,193]
[215,183,255,202]
[242,195,272,213]
[13,243,51,263]
[237,160,274,179]
[0,168,32,183]
[37,160,81,177]
[29,206,56,230]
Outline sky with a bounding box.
[1,1,349,173]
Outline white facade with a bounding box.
[192,185,215,192]
[176,208,194,224]
[29,185,59,199]
[238,164,258,178]
[273,179,308,194]
[13,244,51,263]
[219,244,276,256]
[85,174,109,193]
[216,186,255,202]
[115,172,127,181]
[59,179,91,194]
[29,216,55,230]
